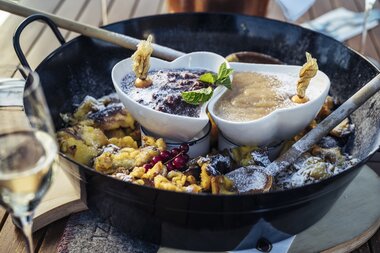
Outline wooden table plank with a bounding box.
[371,1,380,61]
[107,0,137,24]
[132,0,163,18]
[0,0,62,76]
[38,217,68,253]
[346,0,380,61]
[0,214,46,253]
[0,209,8,232]
[297,8,313,23]
[354,0,380,62]
[266,0,286,21]
[309,0,333,19]
[332,0,380,62]
[65,0,104,41]
[23,0,88,71]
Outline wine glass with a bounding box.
[360,0,376,54]
[0,68,57,253]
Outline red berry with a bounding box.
[179,143,189,153]
[152,155,162,164]
[171,148,181,156]
[181,154,190,162]
[143,164,153,171]
[166,162,175,171]
[173,156,186,169]
[160,150,171,161]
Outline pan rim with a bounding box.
[35,12,379,201]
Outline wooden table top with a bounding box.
[0,0,379,252]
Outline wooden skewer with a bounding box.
[265,73,380,177]
[2,0,380,192]
[229,73,380,192]
[227,74,380,193]
[0,0,185,61]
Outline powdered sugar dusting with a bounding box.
[120,68,210,117]
[268,71,321,101]
[215,72,299,122]
[226,166,268,192]
[275,152,359,190]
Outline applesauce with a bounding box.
[214,72,296,121]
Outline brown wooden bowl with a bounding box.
[226,51,284,64]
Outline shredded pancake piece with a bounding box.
[292,52,318,103]
[132,35,153,88]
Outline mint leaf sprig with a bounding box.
[181,87,213,105]
[182,62,233,105]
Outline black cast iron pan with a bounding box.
[14,13,380,251]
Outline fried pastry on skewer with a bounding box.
[292,52,318,103]
[132,35,154,88]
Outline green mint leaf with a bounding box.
[216,62,233,89]
[197,62,233,90]
[199,72,217,84]
[217,62,228,80]
[181,86,214,105]
[216,63,233,79]
[218,77,232,89]
[221,68,234,79]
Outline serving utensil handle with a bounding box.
[0,0,184,61]
[266,73,380,176]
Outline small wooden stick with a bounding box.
[265,73,380,177]
[0,0,184,61]
[132,35,153,88]
[291,52,318,103]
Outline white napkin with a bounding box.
[158,236,296,253]
[0,78,24,107]
[276,0,315,21]
[302,7,379,42]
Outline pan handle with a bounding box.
[13,14,66,75]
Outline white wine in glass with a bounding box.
[0,69,57,253]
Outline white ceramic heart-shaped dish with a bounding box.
[208,62,330,146]
[112,52,228,141]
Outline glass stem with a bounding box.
[13,213,34,253]
[361,0,376,54]
[360,9,370,54]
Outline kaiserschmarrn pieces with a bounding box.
[108,136,138,149]
[58,91,358,194]
[57,125,108,165]
[94,146,160,174]
[142,136,166,151]
[62,94,137,133]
